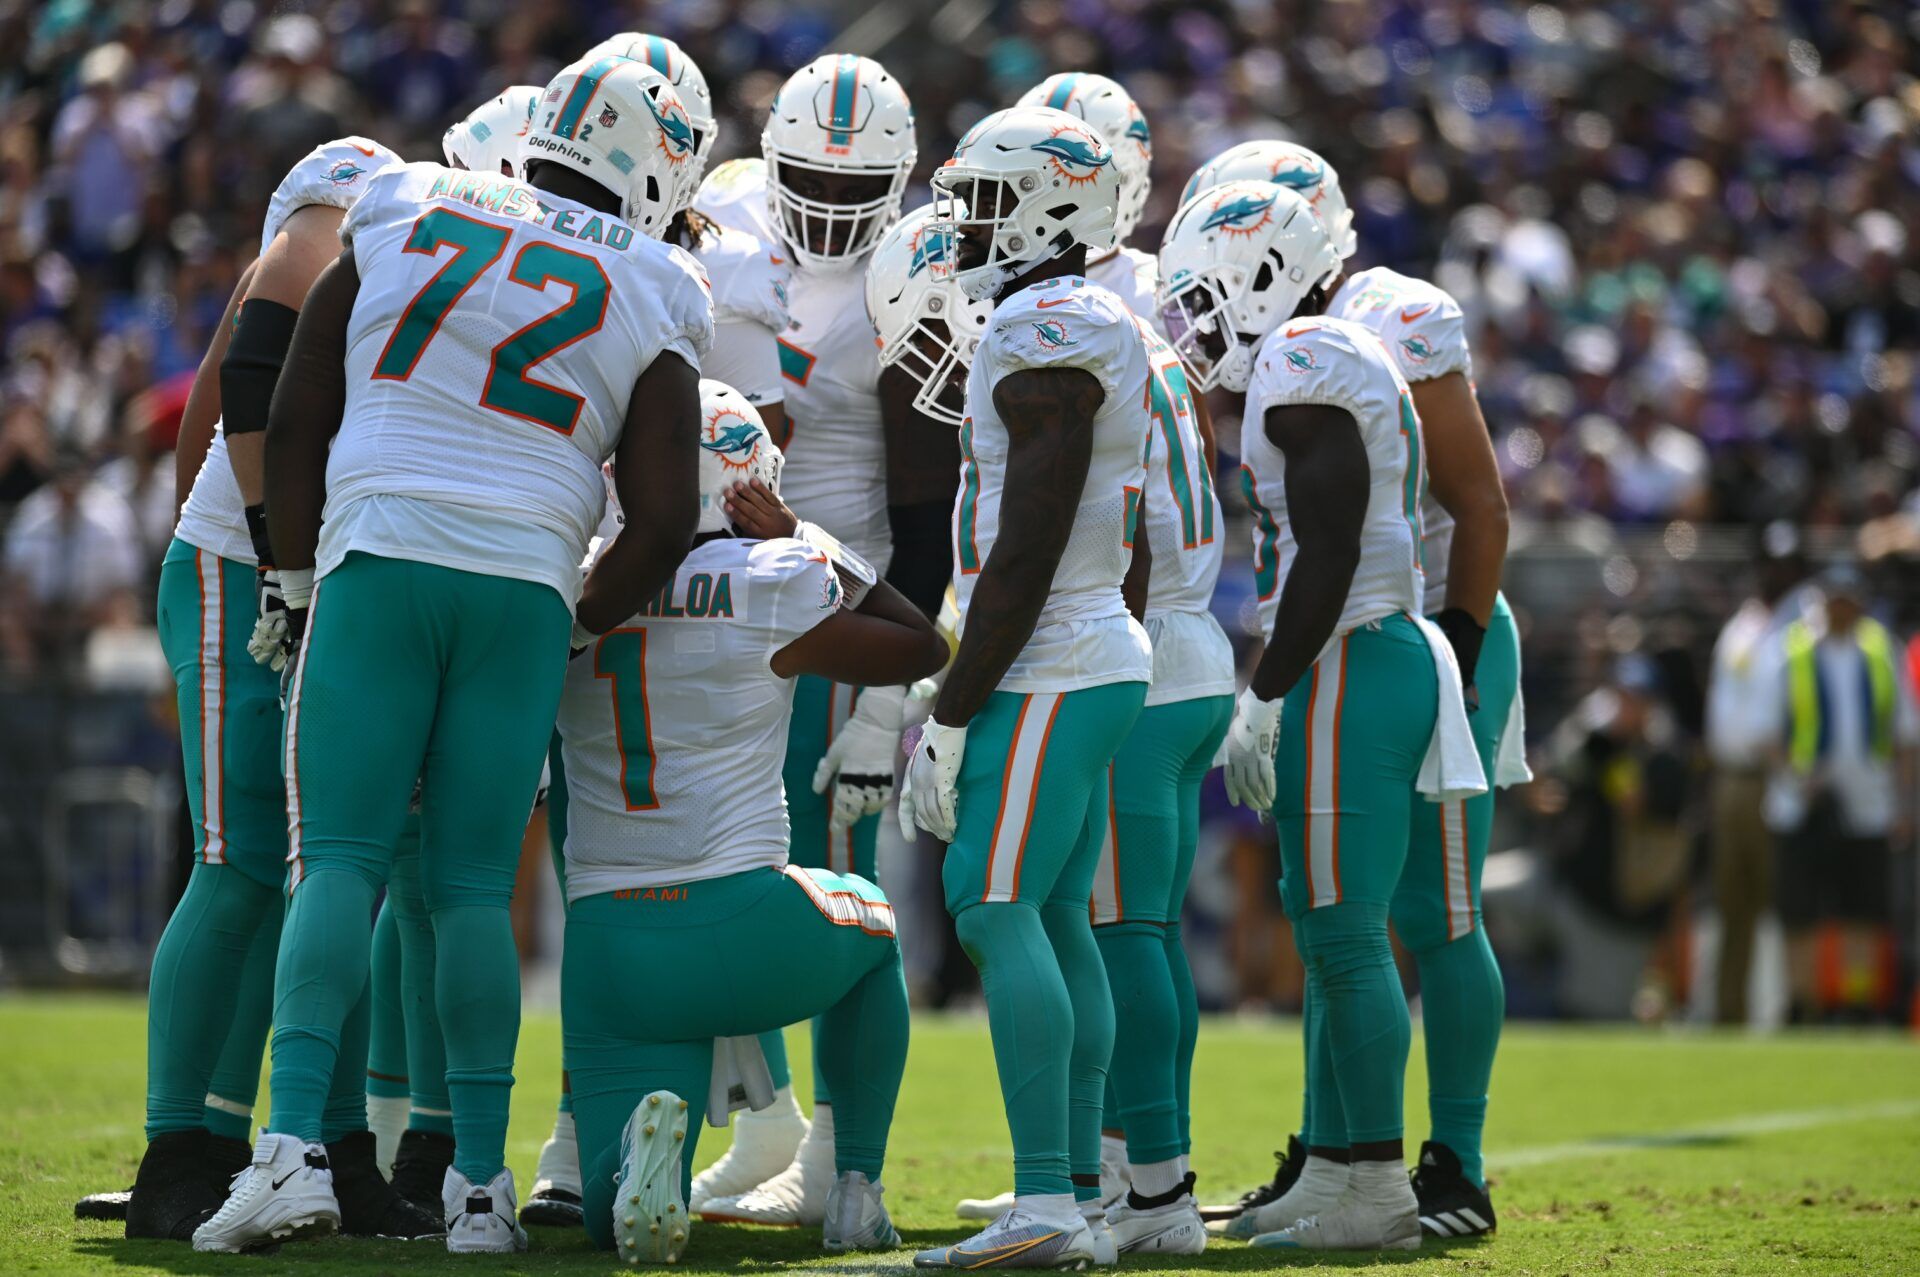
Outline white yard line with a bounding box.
[1491,1098,1920,1168]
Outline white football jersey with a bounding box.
[174,138,403,565]
[1241,315,1427,640]
[556,536,843,901]
[952,278,1153,693]
[1086,246,1167,340]
[319,163,713,608]
[1329,267,1473,615]
[698,159,890,569]
[1134,318,1233,706]
[692,219,791,409]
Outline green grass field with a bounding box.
[4,995,1918,1274]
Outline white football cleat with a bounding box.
[443,1167,529,1254]
[698,1105,833,1226]
[1219,1156,1349,1239]
[822,1170,901,1252]
[689,1088,809,1212]
[611,1091,691,1265]
[957,1141,1129,1223]
[191,1133,340,1253]
[914,1206,1097,1269]
[1108,1196,1207,1255]
[1250,1190,1421,1252]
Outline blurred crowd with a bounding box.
[1,0,1917,1019]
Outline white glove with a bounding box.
[1223,686,1284,813]
[246,570,290,670]
[900,716,967,842]
[812,685,907,835]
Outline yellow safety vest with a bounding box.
[1784,617,1896,773]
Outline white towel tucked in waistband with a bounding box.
[1494,679,1532,788]
[706,1034,775,1128]
[1408,611,1489,803]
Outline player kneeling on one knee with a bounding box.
[552,382,945,1260]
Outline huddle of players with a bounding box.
[112,28,1523,1268]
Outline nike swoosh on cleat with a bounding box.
[943,1231,1063,1267]
[1400,304,1434,322]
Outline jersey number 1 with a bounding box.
[594,628,659,811]
[372,207,611,436]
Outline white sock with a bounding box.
[1015,1192,1080,1225]
[1177,1153,1191,1182]
[1100,1133,1128,1165]
[1131,1157,1183,1198]
[549,1109,576,1145]
[1295,1154,1350,1197]
[366,1094,407,1173]
[1078,1197,1107,1226]
[800,1103,834,1153]
[1346,1158,1415,1208]
[745,1084,802,1122]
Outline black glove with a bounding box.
[1434,607,1487,712]
[277,605,308,709]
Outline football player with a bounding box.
[693,53,926,1227]
[128,136,440,1245]
[1185,142,1522,1241]
[902,105,1152,1269]
[511,34,801,1230]
[192,58,711,1254]
[1158,181,1484,1251]
[1014,74,1160,332]
[552,380,944,1262]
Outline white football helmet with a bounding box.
[523,55,698,237]
[584,33,717,196]
[1015,73,1151,248]
[443,85,540,177]
[932,106,1122,302]
[1156,180,1342,392]
[866,204,992,426]
[1180,139,1356,260]
[762,53,916,268]
[698,379,785,534]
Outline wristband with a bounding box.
[279,567,314,611]
[244,503,275,568]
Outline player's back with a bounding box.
[954,276,1153,692]
[555,535,844,901]
[1240,314,1426,636]
[322,162,713,602]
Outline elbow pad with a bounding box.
[794,521,876,611]
[219,298,300,436]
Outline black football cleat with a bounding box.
[125,1129,224,1239]
[520,1185,585,1228]
[328,1130,444,1239]
[388,1128,456,1219]
[1200,1133,1305,1222]
[1411,1141,1496,1239]
[74,1189,132,1221]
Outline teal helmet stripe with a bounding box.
[1045,73,1080,110]
[644,35,672,76]
[553,56,624,139]
[828,54,860,145]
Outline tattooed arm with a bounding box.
[931,365,1103,727]
[1246,402,1367,702]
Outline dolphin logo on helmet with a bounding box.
[644,92,696,159]
[1271,158,1324,192]
[1201,192,1278,234]
[907,226,952,278]
[1029,134,1112,172]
